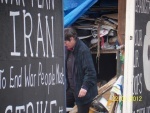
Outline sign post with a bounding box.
[123,0,150,112]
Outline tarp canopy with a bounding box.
[64,0,98,27]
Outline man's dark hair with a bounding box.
[64,27,77,41]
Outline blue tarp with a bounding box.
[64,0,98,27]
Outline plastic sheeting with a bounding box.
[64,0,98,27]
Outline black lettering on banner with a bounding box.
[0,69,6,89]
[133,73,142,95]
[135,0,150,14]
[9,66,22,88]
[0,0,55,10]
[134,5,150,111]
[0,0,65,112]
[133,29,143,96]
[4,100,64,113]
[135,30,143,47]
[10,10,55,58]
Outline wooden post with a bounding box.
[118,0,126,45]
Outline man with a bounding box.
[64,27,98,113]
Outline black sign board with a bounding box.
[133,1,150,112]
[0,1,65,113]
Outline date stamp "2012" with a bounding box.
[112,96,142,102]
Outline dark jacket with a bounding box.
[66,38,98,105]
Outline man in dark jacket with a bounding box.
[64,27,98,113]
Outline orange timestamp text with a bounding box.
[112,95,142,102]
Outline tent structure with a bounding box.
[64,0,98,27]
[63,0,118,27]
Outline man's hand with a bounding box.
[78,88,87,97]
